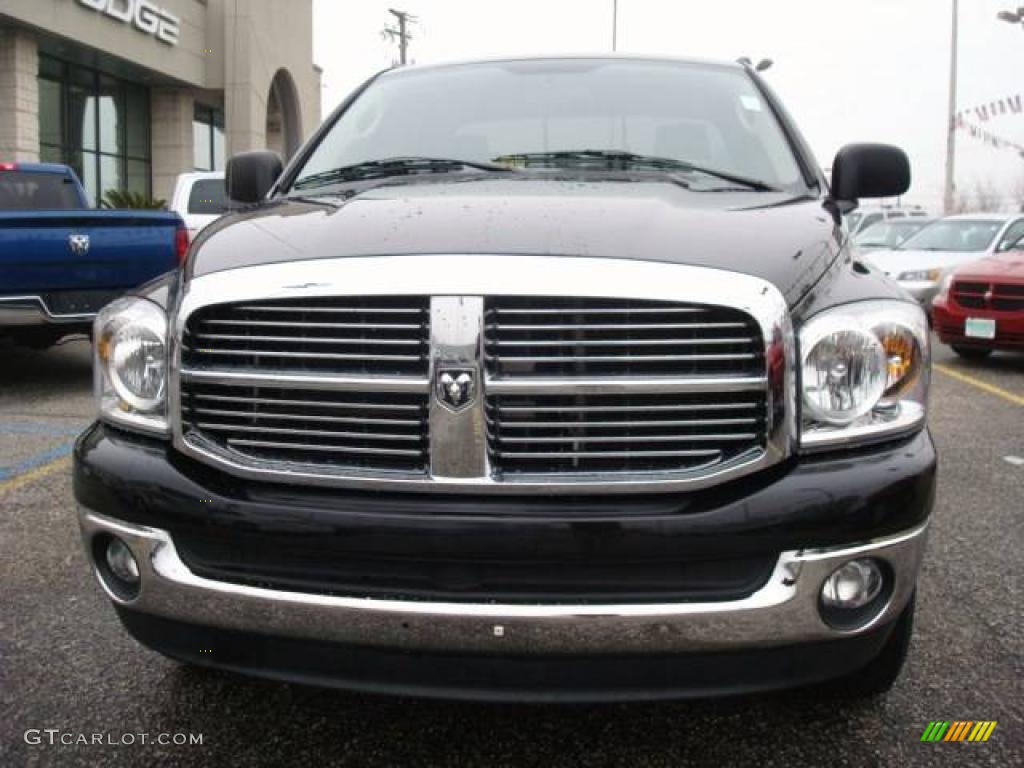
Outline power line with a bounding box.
[383,8,417,67]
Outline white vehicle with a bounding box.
[169,171,226,240]
[845,205,929,237]
[862,213,1024,306]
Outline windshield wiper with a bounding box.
[293,157,514,190]
[490,150,778,191]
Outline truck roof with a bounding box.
[0,162,76,175]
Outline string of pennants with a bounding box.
[956,94,1023,124]
[950,94,1024,156]
[954,117,1024,157]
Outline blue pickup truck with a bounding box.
[0,163,186,349]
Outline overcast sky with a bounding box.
[313,0,1024,211]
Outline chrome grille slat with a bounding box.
[192,333,426,346]
[488,307,710,315]
[232,305,424,314]
[498,449,724,459]
[201,319,424,330]
[187,407,421,427]
[499,402,759,413]
[490,337,756,347]
[198,423,423,442]
[487,322,748,331]
[491,418,759,428]
[226,439,423,457]
[496,353,758,363]
[184,347,425,362]
[492,434,757,444]
[186,392,423,411]
[181,368,429,393]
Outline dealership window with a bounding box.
[193,104,225,171]
[37,55,151,206]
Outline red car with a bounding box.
[932,246,1024,359]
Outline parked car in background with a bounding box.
[932,234,1024,359]
[853,218,933,250]
[862,213,1024,308]
[845,205,929,237]
[0,162,187,349]
[170,171,227,240]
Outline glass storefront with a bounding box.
[37,54,151,206]
[193,103,225,172]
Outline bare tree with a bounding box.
[1014,176,1024,213]
[971,181,1002,212]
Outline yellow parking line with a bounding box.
[934,364,1024,407]
[0,455,72,496]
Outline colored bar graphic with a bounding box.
[922,721,996,743]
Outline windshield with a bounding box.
[855,220,929,248]
[292,59,807,192]
[898,219,1004,252]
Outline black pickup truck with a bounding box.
[74,56,934,702]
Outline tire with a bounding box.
[828,594,915,698]
[951,345,992,360]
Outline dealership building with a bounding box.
[0,0,321,204]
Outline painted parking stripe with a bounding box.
[0,420,85,437]
[934,364,1024,407]
[0,439,76,484]
[0,454,72,495]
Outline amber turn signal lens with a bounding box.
[883,333,913,383]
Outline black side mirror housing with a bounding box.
[226,151,283,205]
[831,144,910,203]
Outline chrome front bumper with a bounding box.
[0,295,96,327]
[80,508,928,655]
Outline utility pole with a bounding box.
[383,8,416,66]
[612,0,618,51]
[944,0,959,214]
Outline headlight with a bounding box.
[800,300,929,451]
[897,268,942,282]
[934,273,954,302]
[94,297,169,435]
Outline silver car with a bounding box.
[862,213,1024,306]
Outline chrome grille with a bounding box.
[488,392,767,475]
[182,296,430,376]
[172,255,792,493]
[484,297,763,377]
[181,383,429,473]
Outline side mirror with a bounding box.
[831,144,910,203]
[226,151,283,205]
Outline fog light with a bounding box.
[821,558,883,609]
[105,537,140,585]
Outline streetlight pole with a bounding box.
[612,0,618,52]
[943,0,959,215]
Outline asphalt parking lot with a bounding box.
[1,337,1021,767]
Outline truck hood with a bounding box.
[951,251,1024,283]
[191,176,841,306]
